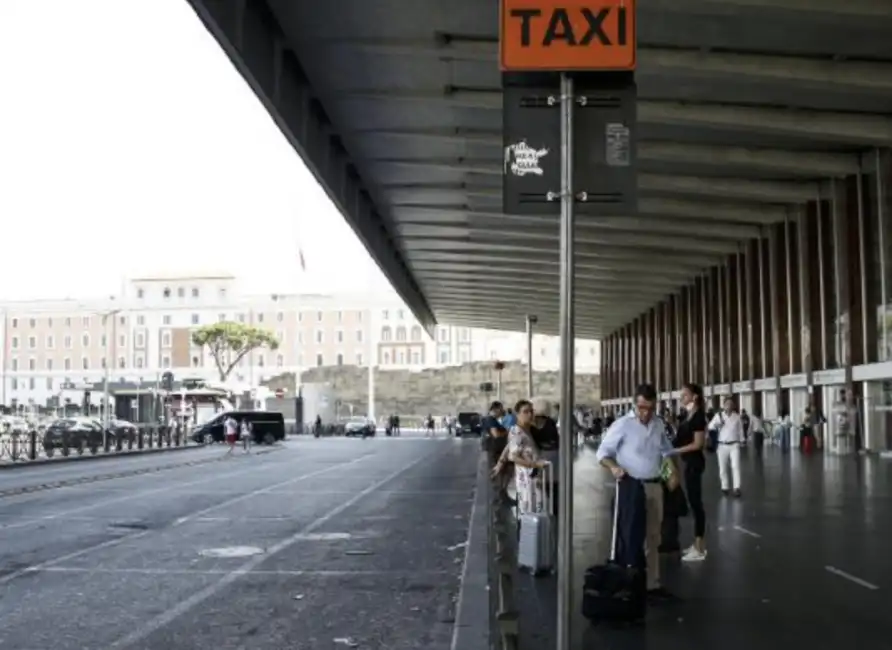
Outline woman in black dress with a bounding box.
[674,382,708,562]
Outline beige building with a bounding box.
[0,274,598,407]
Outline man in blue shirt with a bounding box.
[596,383,679,601]
[500,408,516,430]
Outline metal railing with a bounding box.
[487,460,519,650]
[0,425,201,465]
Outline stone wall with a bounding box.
[263,362,600,418]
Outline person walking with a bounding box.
[224,414,238,456]
[596,383,681,602]
[709,397,744,497]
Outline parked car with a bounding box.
[89,418,138,447]
[190,411,285,445]
[457,412,482,436]
[42,417,106,455]
[343,416,375,438]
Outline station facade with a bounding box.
[600,150,892,454]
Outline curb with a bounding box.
[0,443,208,471]
[451,453,493,650]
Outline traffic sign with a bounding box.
[500,0,636,72]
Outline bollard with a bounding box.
[104,429,111,453]
[128,430,134,451]
[148,427,154,449]
[116,431,123,452]
[29,431,37,461]
[166,426,172,448]
[138,428,144,450]
[10,433,20,461]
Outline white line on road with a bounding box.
[171,453,372,526]
[0,454,375,586]
[27,566,453,577]
[0,454,289,530]
[106,449,438,649]
[733,525,762,538]
[825,566,880,590]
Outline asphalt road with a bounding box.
[0,436,480,650]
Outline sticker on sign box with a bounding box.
[605,123,630,167]
[504,140,550,176]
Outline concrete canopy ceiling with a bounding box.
[186,0,892,339]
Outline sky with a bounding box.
[0,0,393,302]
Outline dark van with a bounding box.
[191,411,286,445]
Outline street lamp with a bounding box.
[100,303,122,447]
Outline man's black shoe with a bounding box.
[721,489,730,496]
[733,489,742,498]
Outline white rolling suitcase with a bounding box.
[517,462,554,574]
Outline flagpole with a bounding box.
[294,216,305,429]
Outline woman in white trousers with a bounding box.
[708,398,744,497]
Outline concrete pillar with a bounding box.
[735,251,746,382]
[717,264,726,383]
[654,301,663,393]
[797,205,816,380]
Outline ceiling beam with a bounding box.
[371,158,817,203]
[353,130,858,178]
[314,37,892,88]
[338,89,892,145]
[411,260,699,279]
[406,248,715,270]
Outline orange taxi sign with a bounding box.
[500,0,636,72]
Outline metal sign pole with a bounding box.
[556,71,576,650]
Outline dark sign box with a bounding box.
[502,71,638,216]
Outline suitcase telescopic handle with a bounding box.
[610,479,620,562]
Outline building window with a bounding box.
[438,327,448,342]
[381,326,392,342]
[383,351,390,364]
[356,329,363,343]
[64,335,72,349]
[398,351,405,364]
[46,359,53,371]
[28,358,35,371]
[10,358,17,371]
[396,326,407,342]
[65,317,71,327]
[136,333,145,348]
[46,377,53,390]
[257,356,265,367]
[48,318,53,327]
[10,318,17,328]
[218,313,226,322]
[46,335,54,349]
[135,355,144,369]
[357,311,363,322]
[177,287,185,298]
[276,354,284,367]
[315,330,323,344]
[337,330,344,344]
[10,336,18,350]
[192,356,200,367]
[298,332,304,344]
[163,287,171,299]
[119,334,126,347]
[460,328,470,342]
[118,357,126,369]
[137,315,145,326]
[82,334,90,347]
[237,313,246,323]
[162,355,170,368]
[191,314,199,325]
[101,357,107,369]
[83,316,91,327]
[29,318,36,328]
[439,350,450,364]
[356,352,363,366]
[316,353,324,367]
[219,287,227,299]
[162,315,171,325]
[317,311,323,322]
[162,332,171,347]
[298,312,303,322]
[337,311,343,323]
[336,353,344,366]
[411,326,422,342]
[412,352,420,365]
[277,312,284,322]
[192,287,200,298]
[397,309,404,319]
[10,379,16,391]
[101,335,107,348]
[82,357,89,370]
[64,358,71,371]
[257,313,264,323]
[382,310,389,320]
[276,330,285,344]
[137,288,144,299]
[28,378,35,390]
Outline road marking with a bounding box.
[825,566,880,590]
[733,525,761,538]
[0,451,358,531]
[450,466,479,650]
[171,454,371,526]
[0,455,375,585]
[106,449,439,649]
[26,566,453,577]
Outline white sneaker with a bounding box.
[682,548,707,562]
[682,545,697,556]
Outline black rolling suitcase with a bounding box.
[581,482,647,626]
